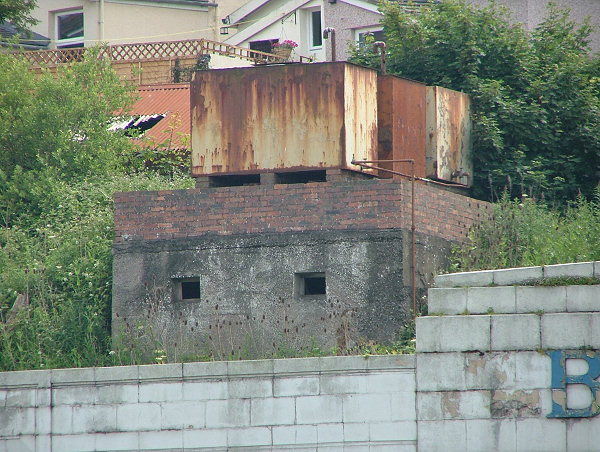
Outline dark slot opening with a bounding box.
[181,281,200,299]
[304,276,326,295]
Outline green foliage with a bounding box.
[452,192,600,272]
[0,0,37,31]
[351,1,600,206]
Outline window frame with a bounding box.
[307,8,323,50]
[354,26,384,44]
[55,9,84,49]
[295,272,327,298]
[172,276,201,302]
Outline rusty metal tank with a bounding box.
[377,75,427,179]
[190,62,378,176]
[426,86,472,186]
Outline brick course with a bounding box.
[114,179,488,244]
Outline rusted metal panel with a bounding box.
[190,62,378,176]
[426,86,473,186]
[377,75,427,179]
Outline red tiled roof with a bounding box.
[130,83,190,150]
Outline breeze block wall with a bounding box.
[416,261,600,452]
[112,178,488,352]
[0,355,416,452]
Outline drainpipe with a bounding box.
[99,0,105,42]
[373,41,386,75]
[323,27,336,62]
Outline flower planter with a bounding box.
[272,47,293,61]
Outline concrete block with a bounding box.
[227,427,272,447]
[391,391,417,421]
[317,423,344,443]
[183,380,228,400]
[515,418,566,452]
[72,405,117,434]
[491,389,542,418]
[36,387,50,406]
[95,365,138,383]
[51,434,95,452]
[138,382,183,402]
[0,389,5,408]
[343,422,370,442]
[52,385,97,406]
[566,285,600,312]
[466,419,516,452]
[416,352,466,391]
[51,405,73,434]
[566,417,600,451]
[596,261,600,278]
[544,261,594,278]
[541,313,593,349]
[139,430,183,450]
[183,428,227,449]
[467,286,516,314]
[36,406,51,435]
[366,354,415,370]
[516,286,567,313]
[35,435,52,451]
[592,315,600,348]
[342,393,392,422]
[51,368,95,385]
[515,351,551,389]
[227,359,273,377]
[320,374,368,395]
[273,376,319,397]
[0,369,50,387]
[0,436,36,452]
[161,401,205,429]
[5,389,36,407]
[434,270,494,288]
[491,314,540,351]
[96,383,138,404]
[272,357,321,375]
[367,371,415,393]
[296,395,343,424]
[319,355,369,372]
[205,399,250,428]
[94,432,139,451]
[183,360,227,378]
[417,420,466,452]
[138,363,182,381]
[416,316,490,353]
[115,403,161,431]
[251,397,295,426]
[369,421,417,441]
[228,377,272,398]
[417,391,490,420]
[0,407,35,436]
[368,445,416,452]
[465,352,516,390]
[272,424,317,446]
[427,288,467,315]
[492,266,543,286]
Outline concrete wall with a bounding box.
[417,261,600,451]
[3,261,600,450]
[112,178,487,353]
[0,355,416,451]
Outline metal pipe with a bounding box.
[373,41,386,75]
[323,27,336,62]
[352,160,470,188]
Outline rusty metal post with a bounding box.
[373,41,386,75]
[323,27,336,62]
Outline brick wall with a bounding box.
[114,179,488,244]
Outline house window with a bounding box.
[250,39,277,54]
[295,272,326,297]
[173,277,201,301]
[56,10,84,48]
[355,27,385,44]
[310,10,322,48]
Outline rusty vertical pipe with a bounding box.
[411,161,416,320]
[373,41,386,75]
[323,27,336,62]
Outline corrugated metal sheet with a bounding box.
[426,86,472,186]
[129,83,190,149]
[377,75,427,179]
[190,62,378,176]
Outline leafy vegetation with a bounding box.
[0,0,38,32]
[351,0,600,206]
[451,193,600,272]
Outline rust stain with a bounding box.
[190,62,377,177]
